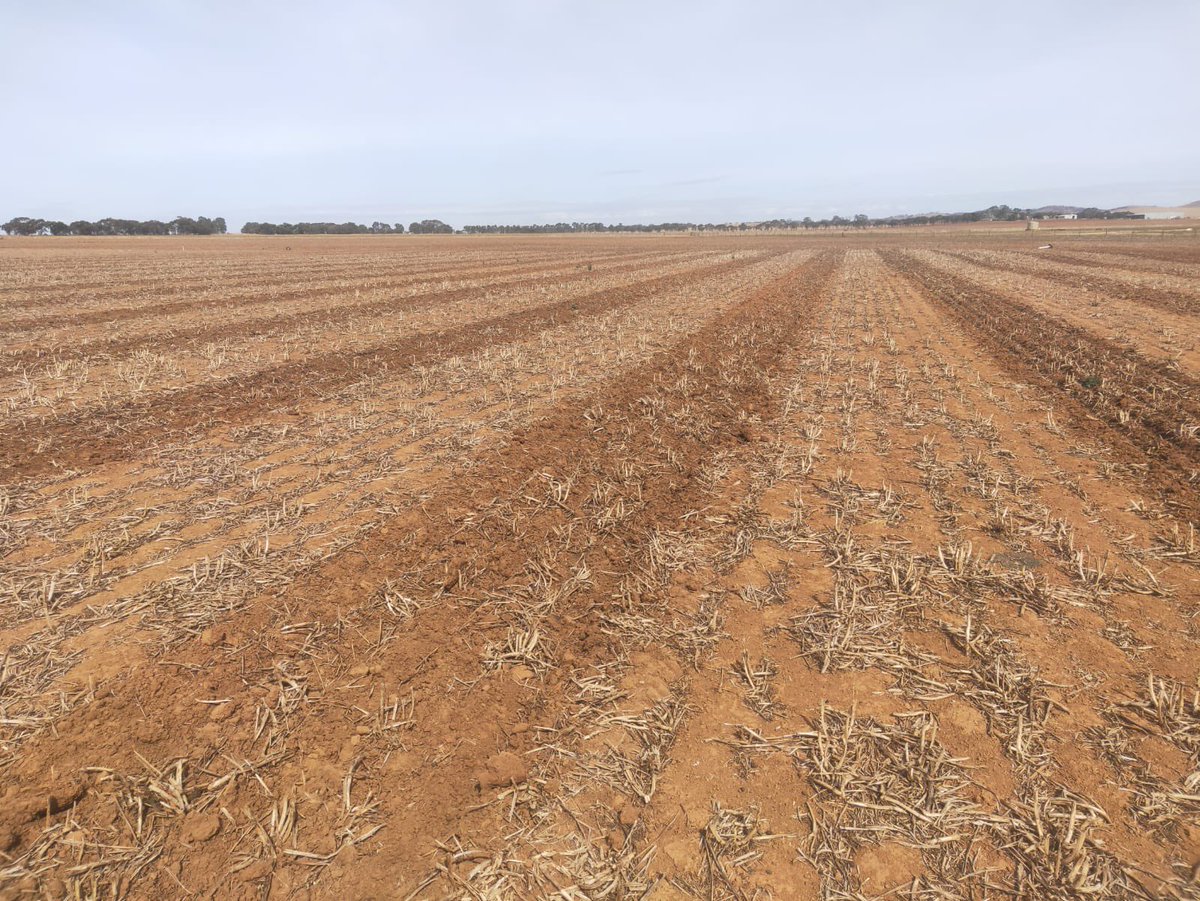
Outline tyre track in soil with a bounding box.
[637,253,1197,898]
[0,253,802,668]
[915,248,1200,375]
[1,253,727,431]
[1069,244,1200,266]
[1032,248,1200,279]
[0,249,704,370]
[0,254,529,311]
[992,246,1200,295]
[0,248,625,310]
[942,251,1200,317]
[0,251,782,484]
[881,250,1200,521]
[0,252,841,900]
[0,248,691,341]
[0,259,812,793]
[0,238,674,304]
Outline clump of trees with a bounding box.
[241,221,406,235]
[1,216,227,236]
[407,219,453,234]
[1073,208,1143,220]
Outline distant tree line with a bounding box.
[463,205,1144,233]
[461,221,739,234]
[2,216,226,236]
[865,205,1143,227]
[3,205,1147,239]
[240,219,455,235]
[242,221,405,235]
[462,217,872,233]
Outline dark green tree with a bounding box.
[409,219,453,234]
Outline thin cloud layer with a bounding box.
[3,1,1197,227]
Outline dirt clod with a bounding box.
[181,813,221,844]
[476,751,528,789]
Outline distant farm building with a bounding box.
[1113,204,1200,220]
[1136,209,1194,220]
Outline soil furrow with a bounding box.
[1068,244,1200,265]
[881,249,1200,520]
[0,252,782,482]
[944,250,1200,316]
[0,252,840,898]
[5,234,1198,901]
[1,249,692,338]
[1034,248,1200,279]
[0,251,707,367]
[0,249,633,309]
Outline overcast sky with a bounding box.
[3,1,1197,227]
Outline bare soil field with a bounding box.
[1,233,1198,900]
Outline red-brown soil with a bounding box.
[1,233,1198,901]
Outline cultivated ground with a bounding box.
[1,232,1198,900]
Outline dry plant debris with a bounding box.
[0,233,1198,900]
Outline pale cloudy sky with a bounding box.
[3,1,1197,227]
